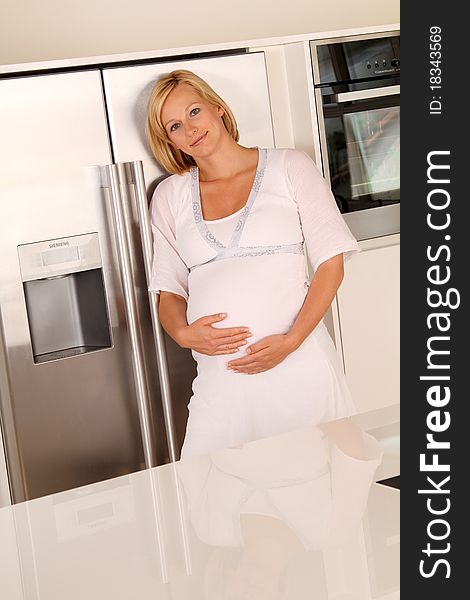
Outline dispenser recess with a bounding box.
[18,233,112,363]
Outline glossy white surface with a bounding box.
[0,417,399,599]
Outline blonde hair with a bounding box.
[146,70,239,175]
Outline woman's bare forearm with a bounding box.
[157,291,252,354]
[157,291,188,345]
[286,253,344,350]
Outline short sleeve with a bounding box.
[148,181,189,301]
[286,149,360,272]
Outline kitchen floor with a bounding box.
[0,406,399,599]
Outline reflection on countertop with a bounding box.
[0,410,399,599]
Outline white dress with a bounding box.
[149,148,360,458]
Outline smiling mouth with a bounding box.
[190,132,208,147]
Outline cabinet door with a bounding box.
[336,236,400,414]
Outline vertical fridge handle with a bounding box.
[0,305,27,505]
[127,161,179,463]
[104,164,156,469]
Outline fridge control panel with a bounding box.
[18,233,103,282]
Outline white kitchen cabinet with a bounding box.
[249,41,400,418]
[335,234,400,414]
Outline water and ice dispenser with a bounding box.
[18,233,112,363]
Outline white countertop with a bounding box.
[0,415,399,599]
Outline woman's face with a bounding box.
[160,82,226,158]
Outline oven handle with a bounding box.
[333,85,400,103]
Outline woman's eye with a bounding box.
[190,107,201,117]
[169,123,180,133]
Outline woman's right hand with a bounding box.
[176,313,252,356]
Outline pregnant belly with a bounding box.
[186,254,309,343]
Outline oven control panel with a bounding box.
[312,34,400,84]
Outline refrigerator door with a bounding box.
[0,71,153,502]
[102,52,275,449]
[102,52,274,175]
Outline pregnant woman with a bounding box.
[146,70,360,459]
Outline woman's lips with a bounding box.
[190,132,208,147]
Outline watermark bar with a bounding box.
[402,2,465,595]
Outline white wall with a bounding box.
[0,0,399,66]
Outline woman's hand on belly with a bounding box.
[226,333,297,374]
[177,312,253,356]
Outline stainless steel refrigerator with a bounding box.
[0,52,275,504]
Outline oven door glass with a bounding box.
[324,96,400,214]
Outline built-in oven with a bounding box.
[310,32,400,240]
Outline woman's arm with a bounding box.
[158,291,252,356]
[227,150,359,375]
[226,253,343,374]
[150,184,251,357]
[286,253,344,351]
[158,291,190,344]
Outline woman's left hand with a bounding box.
[226,334,297,374]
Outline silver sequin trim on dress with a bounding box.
[189,241,305,271]
[228,153,267,249]
[190,148,267,252]
[188,148,306,273]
